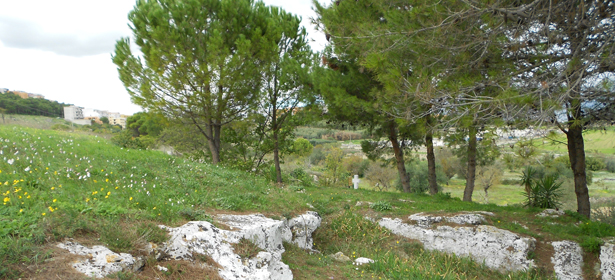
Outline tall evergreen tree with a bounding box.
[495,0,615,217]
[113,0,275,164]
[259,6,316,183]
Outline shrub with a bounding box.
[586,157,606,171]
[606,158,615,173]
[524,174,563,209]
[50,124,71,131]
[290,167,314,188]
[365,163,397,191]
[111,130,147,149]
[342,156,370,177]
[396,160,447,193]
[308,145,326,165]
[370,201,392,212]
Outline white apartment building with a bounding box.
[64,105,84,121]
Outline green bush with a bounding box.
[50,124,71,131]
[606,159,615,173]
[580,237,603,253]
[370,201,393,212]
[308,145,326,165]
[586,157,606,171]
[111,130,148,149]
[308,139,337,146]
[524,175,563,209]
[290,167,315,188]
[396,160,447,193]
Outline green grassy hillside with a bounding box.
[533,128,615,155]
[1,125,613,279]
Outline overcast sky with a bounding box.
[0,0,329,116]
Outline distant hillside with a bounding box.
[0,92,69,118]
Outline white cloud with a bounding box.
[0,0,327,115]
[0,17,124,57]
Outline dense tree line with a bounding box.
[0,92,68,118]
[113,0,614,217]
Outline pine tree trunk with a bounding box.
[425,116,438,195]
[389,121,410,193]
[274,129,282,183]
[207,124,221,165]
[463,126,478,202]
[567,124,591,218]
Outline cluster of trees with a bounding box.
[313,0,614,218]
[0,92,67,118]
[113,0,316,181]
[114,0,614,218]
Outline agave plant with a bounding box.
[519,166,536,197]
[524,174,563,209]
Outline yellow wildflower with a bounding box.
[19,209,23,213]
[53,199,57,203]
[129,197,133,201]
[86,198,90,202]
[51,187,55,190]
[42,213,46,216]
[107,191,110,196]
[3,197,9,203]
[106,179,109,182]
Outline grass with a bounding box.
[0,123,613,279]
[531,127,615,155]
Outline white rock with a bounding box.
[378,217,535,271]
[160,212,321,280]
[409,213,442,228]
[551,241,583,280]
[161,220,292,280]
[354,257,375,265]
[216,213,291,253]
[156,265,168,272]
[445,213,486,225]
[355,201,373,207]
[287,211,321,251]
[409,212,487,228]
[601,241,615,280]
[537,209,565,218]
[329,252,351,262]
[56,240,142,278]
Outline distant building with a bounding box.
[12,91,29,99]
[84,116,103,125]
[28,93,44,99]
[0,88,8,93]
[63,105,84,121]
[109,116,128,128]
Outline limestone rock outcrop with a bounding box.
[378,213,535,272]
[601,240,615,280]
[57,212,321,279]
[56,240,144,278]
[551,241,583,280]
